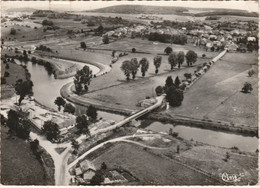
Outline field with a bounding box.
[1,126,46,185]
[92,142,219,185]
[169,52,258,127]
[1,59,27,99]
[55,38,219,111]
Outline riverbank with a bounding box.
[145,112,258,137]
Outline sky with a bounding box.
[1,0,259,13]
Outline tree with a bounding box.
[6,110,31,140]
[248,70,255,77]
[54,96,66,111]
[165,76,174,89]
[168,52,177,70]
[139,58,149,77]
[80,42,87,50]
[121,60,131,81]
[155,86,163,96]
[86,105,97,120]
[132,48,136,53]
[64,103,75,114]
[241,82,253,93]
[130,58,139,80]
[75,115,90,135]
[184,73,192,80]
[42,121,60,141]
[71,139,79,155]
[175,76,181,87]
[15,79,33,105]
[101,162,107,170]
[164,46,172,55]
[10,28,16,35]
[153,56,162,74]
[112,50,116,57]
[186,50,198,66]
[166,85,184,107]
[177,51,185,68]
[90,170,104,185]
[102,35,109,44]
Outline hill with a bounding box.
[87,5,258,17]
[86,5,189,15]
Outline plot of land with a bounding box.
[92,142,219,185]
[1,126,46,185]
[167,52,258,127]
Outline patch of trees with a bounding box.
[42,120,60,141]
[148,32,187,45]
[205,16,220,20]
[152,20,198,30]
[6,110,31,140]
[75,115,90,135]
[42,19,54,26]
[155,76,184,107]
[74,65,93,94]
[35,45,53,53]
[120,58,140,81]
[15,79,33,105]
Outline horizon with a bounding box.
[1,1,259,13]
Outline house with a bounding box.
[83,169,96,181]
[75,167,83,176]
[209,35,217,41]
[247,37,256,42]
[80,160,96,172]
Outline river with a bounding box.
[16,59,258,152]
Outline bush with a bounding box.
[4,71,10,77]
[102,35,109,44]
[64,103,75,114]
[1,77,6,84]
[248,70,255,77]
[184,73,192,80]
[5,64,9,69]
[155,86,163,96]
[42,19,53,26]
[132,48,136,53]
[202,54,206,58]
[164,46,172,55]
[241,82,253,93]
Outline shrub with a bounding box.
[1,77,6,84]
[202,54,206,58]
[132,48,136,53]
[155,86,163,96]
[5,64,9,69]
[42,19,53,26]
[248,70,255,77]
[10,28,16,35]
[184,73,192,80]
[164,46,172,55]
[241,82,253,93]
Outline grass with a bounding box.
[92,142,220,185]
[1,59,27,99]
[169,52,258,127]
[1,126,46,185]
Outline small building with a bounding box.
[247,37,256,42]
[83,169,96,181]
[75,167,83,176]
